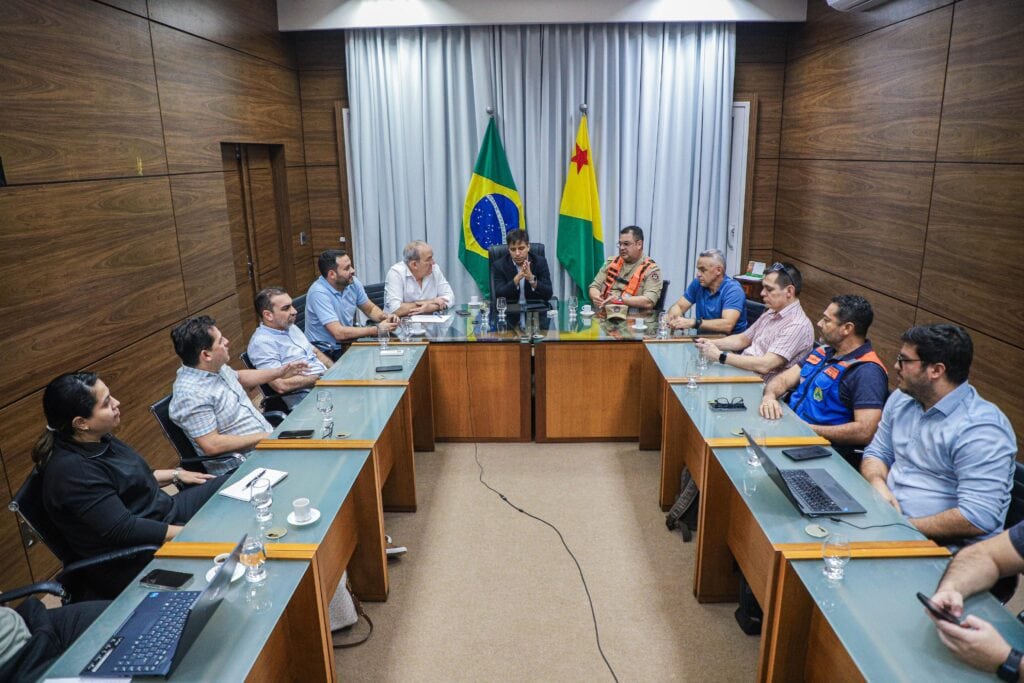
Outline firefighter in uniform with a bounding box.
[588,225,663,313]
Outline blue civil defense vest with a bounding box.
[788,346,886,425]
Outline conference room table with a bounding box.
[762,555,1024,682]
[43,556,331,681]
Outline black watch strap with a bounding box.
[719,352,728,365]
[998,648,1022,682]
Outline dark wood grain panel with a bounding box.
[781,255,917,375]
[151,24,304,173]
[300,70,346,165]
[919,164,1024,346]
[0,178,187,404]
[292,31,347,70]
[774,160,932,304]
[247,167,282,277]
[914,311,1024,450]
[147,0,295,68]
[749,159,779,252]
[170,173,237,313]
[287,167,314,266]
[748,249,773,265]
[736,22,789,63]
[788,0,953,61]
[735,63,784,159]
[0,0,166,184]
[937,0,1024,163]
[0,471,33,590]
[781,7,951,161]
[306,166,346,254]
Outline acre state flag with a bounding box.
[556,115,604,298]
[459,119,523,298]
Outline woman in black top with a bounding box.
[31,372,227,596]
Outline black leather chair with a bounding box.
[363,282,386,309]
[239,351,292,415]
[291,292,307,332]
[745,299,766,325]
[149,395,258,473]
[9,472,159,601]
[487,242,546,301]
[654,279,671,312]
[991,462,1024,604]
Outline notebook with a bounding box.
[744,431,865,517]
[81,535,246,677]
[217,467,288,502]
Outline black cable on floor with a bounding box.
[474,444,619,683]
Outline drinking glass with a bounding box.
[397,318,411,342]
[745,427,765,467]
[250,476,273,524]
[316,390,333,417]
[657,313,670,339]
[378,324,390,352]
[240,536,267,583]
[568,294,579,313]
[742,463,759,496]
[696,352,709,375]
[479,300,490,327]
[686,360,699,390]
[823,533,851,581]
[496,297,507,320]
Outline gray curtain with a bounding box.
[345,23,735,301]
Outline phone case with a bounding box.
[781,446,831,461]
[279,429,314,439]
[375,365,402,372]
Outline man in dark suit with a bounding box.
[491,229,553,304]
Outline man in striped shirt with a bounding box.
[695,262,814,382]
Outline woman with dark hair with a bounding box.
[32,372,227,596]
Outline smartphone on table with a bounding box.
[140,568,194,590]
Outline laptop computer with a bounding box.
[744,431,865,517]
[81,534,247,678]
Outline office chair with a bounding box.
[991,461,1024,605]
[745,299,766,325]
[291,293,307,332]
[149,395,262,474]
[239,351,292,415]
[9,472,159,602]
[487,242,547,302]
[363,282,386,309]
[654,279,671,312]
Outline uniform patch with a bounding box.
[813,387,824,401]
[824,366,841,380]
[650,271,661,282]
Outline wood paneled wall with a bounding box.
[774,0,1024,447]
[0,0,350,587]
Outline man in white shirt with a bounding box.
[383,240,455,316]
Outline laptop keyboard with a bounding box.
[111,592,195,674]
[780,470,843,513]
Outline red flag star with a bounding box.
[571,144,589,174]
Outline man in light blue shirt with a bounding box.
[666,248,748,334]
[304,249,399,360]
[862,323,1016,546]
[247,287,333,408]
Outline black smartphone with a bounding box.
[279,429,314,439]
[455,309,471,316]
[782,445,832,461]
[140,569,194,590]
[916,592,964,626]
[375,365,402,372]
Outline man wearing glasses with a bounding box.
[588,226,663,313]
[862,324,1016,546]
[695,262,814,381]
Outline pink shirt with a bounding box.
[741,300,814,381]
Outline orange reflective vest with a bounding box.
[602,257,655,299]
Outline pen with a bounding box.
[244,469,266,489]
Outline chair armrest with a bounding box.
[0,581,69,605]
[56,545,160,586]
[261,396,290,415]
[264,411,287,427]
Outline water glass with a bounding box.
[240,536,267,583]
[742,463,759,495]
[823,533,851,581]
[568,294,579,313]
[745,427,766,467]
[315,389,333,418]
[250,476,273,524]
[657,313,670,339]
[686,360,699,390]
[696,352,709,375]
[496,297,507,320]
[397,318,411,342]
[378,325,390,352]
[479,300,490,326]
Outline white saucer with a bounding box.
[632,325,648,331]
[287,508,321,526]
[580,310,595,317]
[206,563,245,583]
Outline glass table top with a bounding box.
[647,341,762,379]
[42,556,309,681]
[791,556,1024,681]
[322,343,427,381]
[174,449,370,545]
[669,382,811,440]
[405,304,527,343]
[272,384,406,441]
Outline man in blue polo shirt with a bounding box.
[666,248,747,334]
[304,249,399,360]
[862,324,1016,547]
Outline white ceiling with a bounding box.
[277,0,807,31]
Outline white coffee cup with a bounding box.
[470,295,481,305]
[581,304,593,314]
[633,320,647,330]
[292,497,312,522]
[213,552,230,566]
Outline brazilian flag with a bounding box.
[459,119,524,299]
[557,114,604,298]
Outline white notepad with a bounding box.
[217,468,288,502]
[409,313,452,324]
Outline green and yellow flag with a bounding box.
[556,115,604,298]
[459,118,524,299]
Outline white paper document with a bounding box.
[409,314,452,324]
[217,468,289,502]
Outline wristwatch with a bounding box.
[171,467,183,488]
[998,648,1022,681]
[694,317,703,330]
[719,352,729,365]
